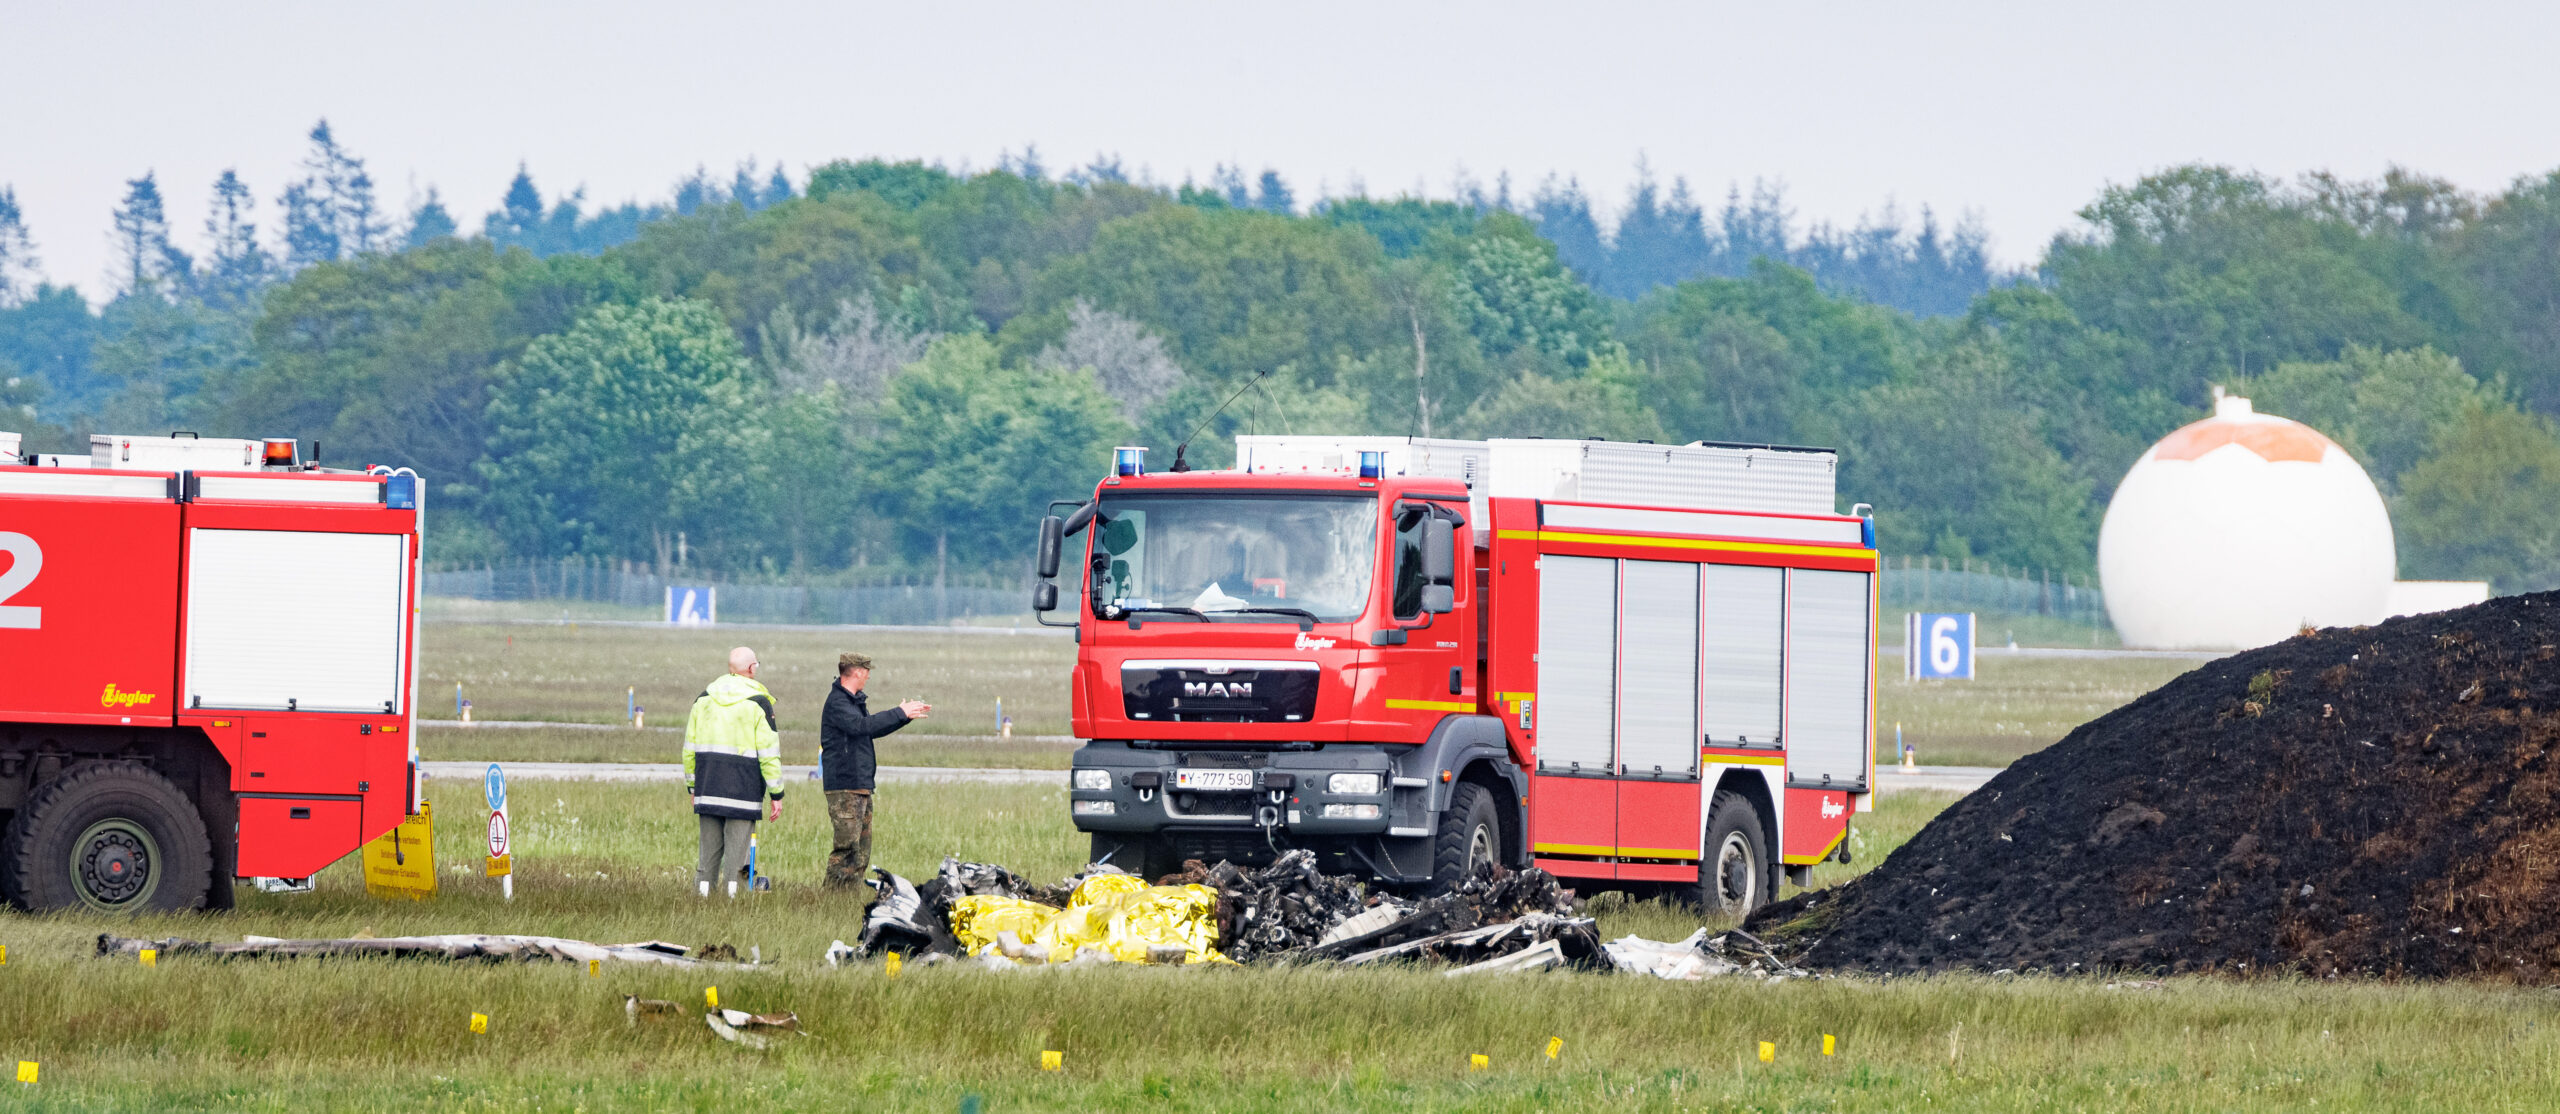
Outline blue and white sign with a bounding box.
[483,763,507,812]
[665,585,716,626]
[1905,612,1975,680]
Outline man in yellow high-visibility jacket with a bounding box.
[683,646,783,898]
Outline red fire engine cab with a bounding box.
[0,431,421,912]
[1034,435,1876,914]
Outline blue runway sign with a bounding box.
[665,586,716,625]
[1904,612,1975,680]
[484,763,507,812]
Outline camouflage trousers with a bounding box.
[826,789,873,890]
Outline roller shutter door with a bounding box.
[1785,568,1870,788]
[186,529,409,713]
[1616,560,1698,779]
[1702,564,1784,747]
[1535,555,1616,775]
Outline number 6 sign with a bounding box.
[1904,612,1974,680]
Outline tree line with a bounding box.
[5,127,2560,591]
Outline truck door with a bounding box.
[184,525,410,874]
[1370,501,1473,739]
[1614,560,1701,875]
[1784,568,1871,791]
[1529,554,1616,869]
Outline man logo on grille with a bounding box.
[1183,681,1252,699]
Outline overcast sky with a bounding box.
[8,1,2559,293]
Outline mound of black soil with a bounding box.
[1751,592,2560,979]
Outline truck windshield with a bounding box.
[1090,494,1377,623]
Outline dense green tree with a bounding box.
[479,297,763,563]
[201,170,272,307]
[232,239,634,493]
[2238,346,2497,491]
[865,334,1130,569]
[2460,171,2560,413]
[2395,406,2560,591]
[109,173,190,296]
[1832,343,2097,570]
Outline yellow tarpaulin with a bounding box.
[946,875,1230,965]
[361,801,437,900]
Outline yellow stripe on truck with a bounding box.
[1533,843,1702,860]
[1500,528,1874,564]
[1384,699,1477,713]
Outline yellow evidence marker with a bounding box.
[16,1061,35,1084]
[1758,1041,1775,1063]
[1823,1033,1836,1056]
[1040,1050,1063,1071]
[139,948,156,968]
[588,959,600,978]
[705,986,719,1009]
[1469,1054,1489,1071]
[469,1013,489,1034]
[1546,1037,1563,1060]
[886,951,902,979]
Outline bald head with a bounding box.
[727,646,759,677]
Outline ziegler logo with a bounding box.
[101,684,158,709]
[1183,681,1252,699]
[1820,796,1847,820]
[1293,632,1335,651]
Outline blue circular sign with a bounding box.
[484,763,506,812]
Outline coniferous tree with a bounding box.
[1254,170,1294,215]
[762,166,793,207]
[1528,175,1607,288]
[110,172,190,296]
[487,167,544,248]
[0,186,36,308]
[277,119,386,268]
[404,189,458,247]
[202,170,272,306]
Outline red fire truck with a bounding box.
[1037,435,1876,914]
[0,432,421,912]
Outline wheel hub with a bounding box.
[1716,833,1754,908]
[1468,822,1498,872]
[73,820,157,908]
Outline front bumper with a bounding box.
[1068,740,1429,838]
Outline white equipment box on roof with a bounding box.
[91,433,267,471]
[1234,434,1838,523]
[0,431,18,460]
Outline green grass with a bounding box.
[1876,654,2200,768]
[3,779,2553,1110]
[422,622,2198,773]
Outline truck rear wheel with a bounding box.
[1695,791,1771,917]
[2,762,215,914]
[1430,781,1501,894]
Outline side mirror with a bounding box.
[1036,515,1066,579]
[1031,582,1059,612]
[1421,584,1454,615]
[1422,517,1455,585]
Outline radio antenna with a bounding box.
[1171,369,1269,472]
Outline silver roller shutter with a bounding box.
[1785,568,1871,789]
[186,529,410,713]
[1535,555,1616,775]
[1702,564,1784,747]
[1616,560,1698,779]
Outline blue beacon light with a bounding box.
[1115,446,1147,476]
[1357,450,1385,479]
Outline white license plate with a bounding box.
[1175,768,1253,791]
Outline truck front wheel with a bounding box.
[2,762,215,914]
[1695,791,1771,917]
[1430,781,1501,893]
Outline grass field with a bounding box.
[422,621,2200,771]
[6,778,2557,1110]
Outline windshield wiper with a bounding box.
[1118,605,1208,627]
[1217,606,1319,630]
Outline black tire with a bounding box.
[1429,781,1502,894]
[1695,790,1771,918]
[2,762,214,914]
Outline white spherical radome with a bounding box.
[2098,396,2396,651]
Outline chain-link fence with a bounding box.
[423,557,1029,626]
[427,553,2107,628]
[1879,554,2106,625]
